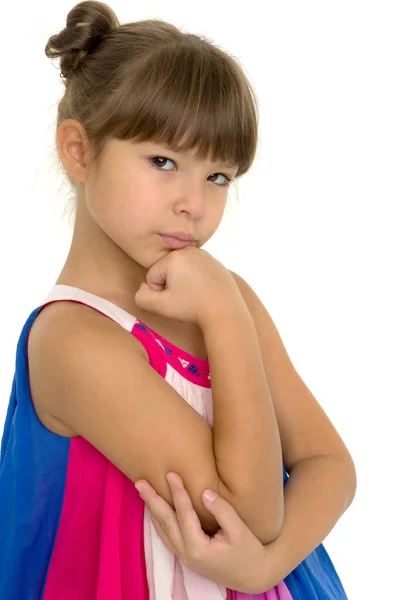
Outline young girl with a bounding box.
[0,1,356,598]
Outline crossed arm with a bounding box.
[136,271,357,592]
[225,271,357,583]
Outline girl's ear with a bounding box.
[56,119,92,184]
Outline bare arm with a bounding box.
[132,456,356,594]
[129,268,358,592]
[202,310,284,543]
[264,454,356,588]
[29,300,282,544]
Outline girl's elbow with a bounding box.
[252,522,281,546]
[253,496,284,545]
[259,514,283,545]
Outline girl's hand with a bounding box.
[135,472,275,594]
[135,246,246,329]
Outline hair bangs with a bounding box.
[47,8,259,194]
[93,41,257,177]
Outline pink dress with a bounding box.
[0,283,299,599]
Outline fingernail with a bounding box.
[166,473,174,485]
[135,483,144,494]
[203,490,217,503]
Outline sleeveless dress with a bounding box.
[0,284,349,600]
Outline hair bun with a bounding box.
[45,1,119,80]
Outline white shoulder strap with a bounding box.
[41,284,137,333]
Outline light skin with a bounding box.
[55,120,238,309]
[55,120,357,592]
[135,471,276,593]
[55,121,277,590]
[136,460,356,593]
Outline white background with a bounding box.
[1,2,399,598]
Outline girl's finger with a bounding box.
[200,488,249,543]
[165,473,210,548]
[149,514,175,554]
[135,480,185,557]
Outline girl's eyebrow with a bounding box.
[149,142,238,170]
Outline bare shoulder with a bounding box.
[28,301,147,436]
[28,300,150,391]
[228,269,286,348]
[229,268,356,481]
[27,298,228,535]
[229,269,258,300]
[29,300,148,360]
[229,269,274,328]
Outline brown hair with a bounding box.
[45,1,259,218]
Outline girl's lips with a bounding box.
[160,235,194,249]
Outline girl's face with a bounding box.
[57,120,238,291]
[84,136,238,268]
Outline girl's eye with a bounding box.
[149,156,233,187]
